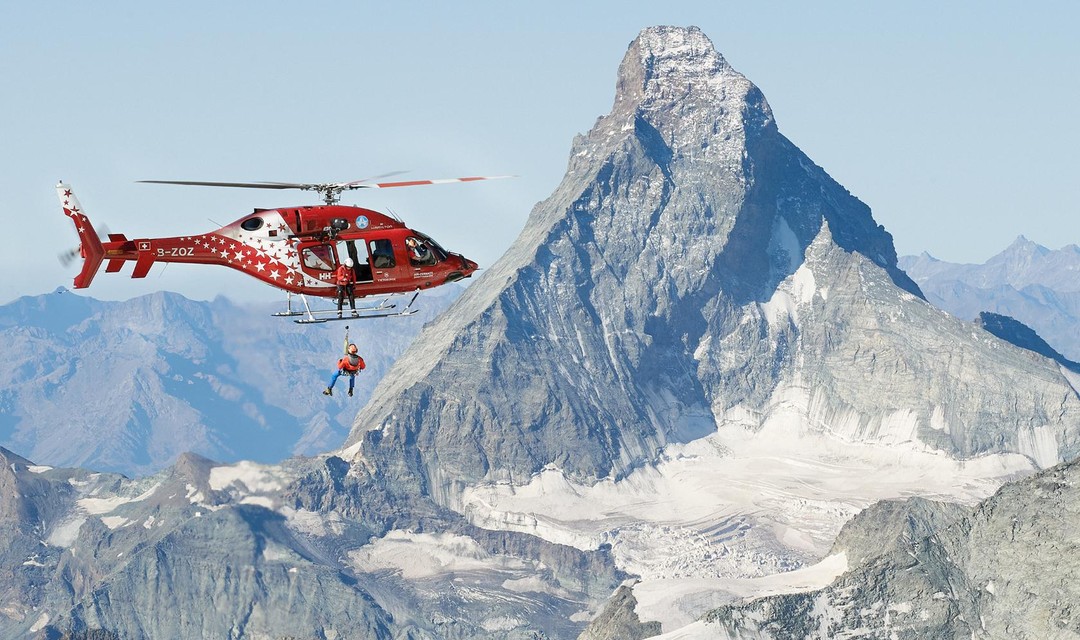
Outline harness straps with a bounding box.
[337,324,364,373]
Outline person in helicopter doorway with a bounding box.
[323,343,366,397]
[335,258,358,318]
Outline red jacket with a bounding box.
[334,264,355,286]
[338,353,365,373]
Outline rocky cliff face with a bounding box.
[0,447,623,638]
[577,585,661,640]
[345,26,1080,499]
[702,458,1080,639]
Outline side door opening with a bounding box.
[336,240,372,282]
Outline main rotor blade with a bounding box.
[346,175,516,190]
[340,171,411,187]
[139,174,515,204]
[138,180,309,190]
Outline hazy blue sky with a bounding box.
[2,1,1077,304]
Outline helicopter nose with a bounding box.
[444,254,479,283]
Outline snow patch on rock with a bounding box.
[78,482,160,515]
[347,530,530,580]
[46,517,86,548]
[209,461,285,493]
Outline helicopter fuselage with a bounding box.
[59,183,479,299]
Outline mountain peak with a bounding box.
[614,26,773,135]
[349,24,1066,495]
[0,446,33,468]
[1000,235,1050,258]
[624,25,728,82]
[635,24,711,50]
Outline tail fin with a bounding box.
[57,182,105,289]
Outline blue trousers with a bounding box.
[327,369,356,392]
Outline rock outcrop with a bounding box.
[704,459,1080,639]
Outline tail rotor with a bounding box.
[58,223,108,267]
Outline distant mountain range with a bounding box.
[0,287,457,476]
[900,236,1080,361]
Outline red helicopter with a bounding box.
[58,176,507,323]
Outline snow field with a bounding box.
[461,401,1035,633]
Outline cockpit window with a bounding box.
[405,236,437,266]
[414,231,448,262]
[240,217,264,231]
[302,244,335,271]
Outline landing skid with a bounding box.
[273,290,421,324]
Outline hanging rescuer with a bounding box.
[323,326,365,397]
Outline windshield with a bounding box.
[414,231,449,262]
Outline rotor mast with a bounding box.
[307,184,347,205]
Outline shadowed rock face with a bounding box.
[975,311,1080,372]
[703,459,1080,639]
[346,25,1080,500]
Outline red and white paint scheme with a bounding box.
[57,177,499,322]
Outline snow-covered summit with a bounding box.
[615,26,766,125]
